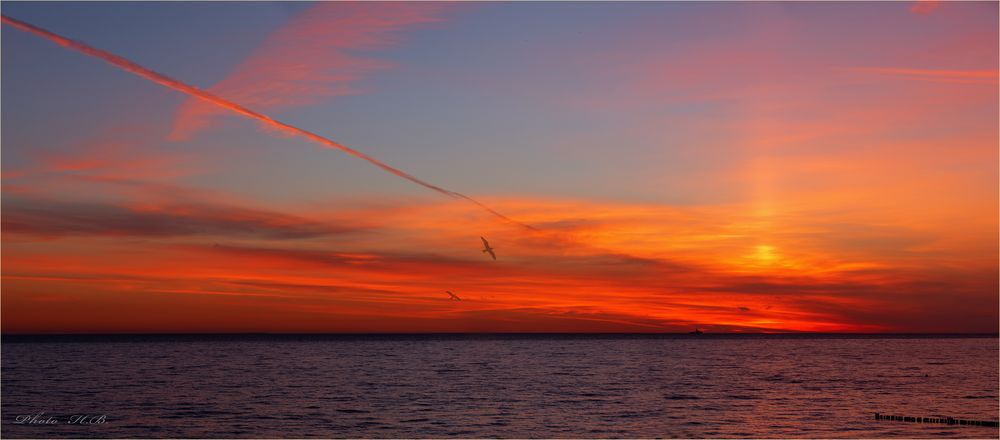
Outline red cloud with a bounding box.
[3,193,996,333]
[911,1,941,15]
[841,67,998,84]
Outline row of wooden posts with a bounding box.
[875,413,999,428]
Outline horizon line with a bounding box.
[3,331,997,337]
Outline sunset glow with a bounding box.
[2,1,997,333]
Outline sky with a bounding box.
[2,1,997,333]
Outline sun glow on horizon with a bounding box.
[1,1,997,334]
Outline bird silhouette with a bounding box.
[480,236,496,260]
[446,291,462,301]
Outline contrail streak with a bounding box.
[2,14,534,230]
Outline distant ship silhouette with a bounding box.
[689,328,704,334]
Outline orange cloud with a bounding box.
[911,1,941,15]
[3,187,996,333]
[1,125,202,199]
[842,67,998,84]
[1,6,995,334]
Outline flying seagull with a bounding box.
[480,236,496,260]
[446,291,461,301]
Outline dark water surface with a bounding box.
[2,334,997,438]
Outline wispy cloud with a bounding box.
[841,66,998,84]
[4,191,995,333]
[2,5,996,334]
[911,1,941,15]
[23,126,200,181]
[0,13,530,229]
[171,2,453,140]
[2,196,358,239]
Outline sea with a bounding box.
[2,334,997,438]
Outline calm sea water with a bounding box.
[2,334,997,438]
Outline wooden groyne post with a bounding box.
[875,413,999,428]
